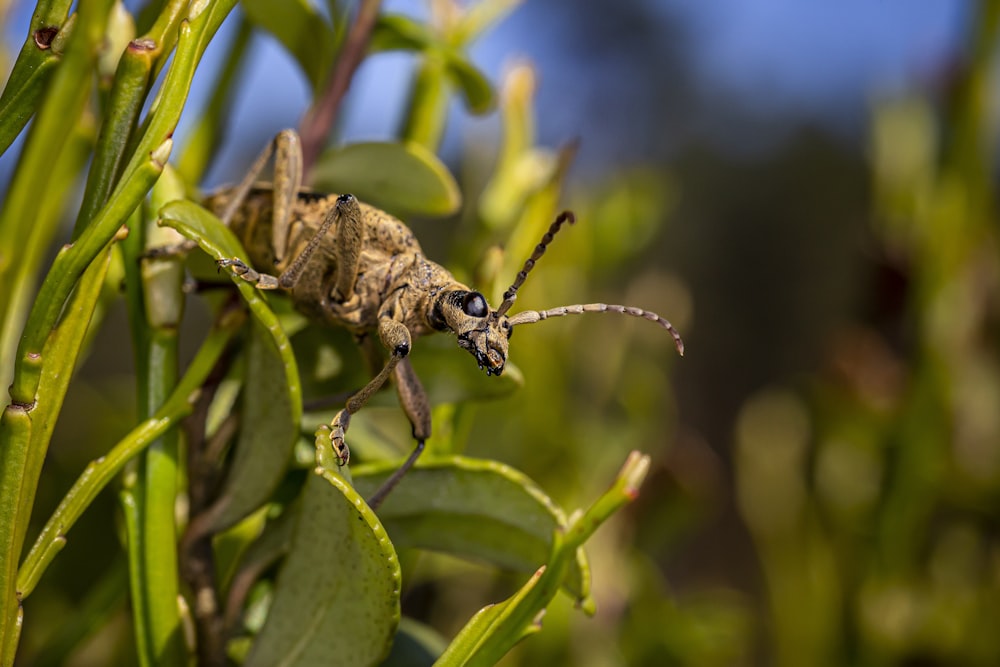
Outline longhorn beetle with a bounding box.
[205,130,684,508]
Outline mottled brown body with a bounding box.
[206,187,469,340]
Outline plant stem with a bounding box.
[16,311,243,600]
[299,0,382,175]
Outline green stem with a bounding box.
[299,0,383,175]
[0,0,74,154]
[0,0,111,398]
[400,53,449,151]
[0,249,113,667]
[120,168,189,667]
[176,16,253,185]
[8,0,237,407]
[16,313,242,600]
[74,38,159,237]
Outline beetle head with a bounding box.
[431,290,512,375]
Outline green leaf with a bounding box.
[435,452,651,667]
[433,568,542,667]
[370,13,434,53]
[245,468,400,667]
[351,456,591,604]
[443,55,494,114]
[201,321,300,533]
[400,55,449,151]
[310,142,462,217]
[157,199,303,426]
[370,14,496,115]
[241,0,337,92]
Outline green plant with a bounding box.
[0,1,674,665]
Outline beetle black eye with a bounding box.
[462,292,488,318]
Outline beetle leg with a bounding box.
[365,357,431,509]
[331,194,363,303]
[210,130,302,285]
[274,193,361,294]
[216,129,295,228]
[217,257,281,290]
[270,129,303,263]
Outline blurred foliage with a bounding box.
[730,2,1000,666]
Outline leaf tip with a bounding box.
[620,451,650,498]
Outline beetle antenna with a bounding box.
[493,211,575,319]
[507,303,685,356]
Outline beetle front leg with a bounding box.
[217,257,281,290]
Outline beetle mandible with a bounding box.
[207,130,684,507]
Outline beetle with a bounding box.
[206,130,684,507]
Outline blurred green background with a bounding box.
[4,0,1000,665]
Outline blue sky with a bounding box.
[665,1,968,114]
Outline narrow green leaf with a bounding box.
[310,142,462,217]
[433,568,542,667]
[0,249,112,666]
[9,0,238,407]
[176,17,253,184]
[0,113,94,408]
[120,486,154,667]
[244,467,400,667]
[351,456,591,604]
[0,0,114,399]
[0,0,75,154]
[74,37,158,237]
[450,0,523,46]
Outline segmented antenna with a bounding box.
[493,211,575,318]
[507,303,685,356]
